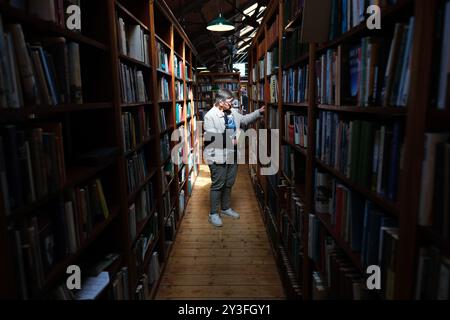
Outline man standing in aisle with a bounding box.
[203,89,265,227]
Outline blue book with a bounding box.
[342,0,348,34]
[37,47,59,105]
[349,45,361,101]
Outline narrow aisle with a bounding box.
[156,165,286,300]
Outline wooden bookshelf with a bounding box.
[0,103,114,123]
[248,0,441,300]
[317,105,408,116]
[0,2,110,52]
[0,0,198,300]
[314,159,400,217]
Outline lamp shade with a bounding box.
[207,13,235,32]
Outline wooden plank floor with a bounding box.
[156,165,286,300]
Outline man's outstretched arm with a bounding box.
[239,106,265,127]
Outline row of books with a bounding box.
[216,83,239,91]
[327,0,399,41]
[128,182,155,241]
[8,178,110,298]
[6,0,81,29]
[317,19,415,107]
[266,14,279,49]
[133,225,159,278]
[316,112,403,201]
[197,84,213,93]
[283,0,304,27]
[121,110,151,153]
[120,63,149,104]
[134,210,158,262]
[284,111,308,148]
[155,41,169,73]
[160,77,170,101]
[0,124,65,213]
[281,27,309,67]
[314,169,398,271]
[418,133,450,238]
[126,151,149,194]
[0,21,83,108]
[135,243,160,288]
[308,233,373,300]
[282,65,309,104]
[63,179,111,253]
[56,254,122,300]
[117,17,150,65]
[175,80,184,100]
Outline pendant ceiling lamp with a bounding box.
[207,13,235,32]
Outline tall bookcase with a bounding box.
[248,0,449,300]
[0,0,198,300]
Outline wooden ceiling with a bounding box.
[164,0,269,71]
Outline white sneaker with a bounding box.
[209,213,223,227]
[221,208,240,220]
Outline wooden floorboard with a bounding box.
[157,285,285,299]
[155,165,285,300]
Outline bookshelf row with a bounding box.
[248,0,450,300]
[0,0,200,300]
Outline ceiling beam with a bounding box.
[176,0,211,17]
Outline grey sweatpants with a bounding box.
[208,163,238,215]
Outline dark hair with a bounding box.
[214,89,234,105]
